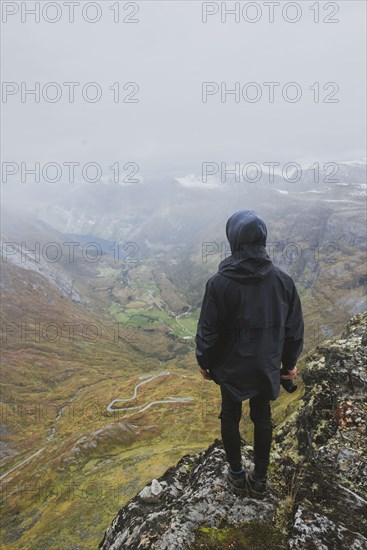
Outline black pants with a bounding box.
[218,385,272,478]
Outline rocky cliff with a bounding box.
[99,312,367,549]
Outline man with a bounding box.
[195,210,304,498]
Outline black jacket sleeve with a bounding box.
[195,276,219,370]
[281,282,304,370]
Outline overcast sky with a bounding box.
[1,1,366,182]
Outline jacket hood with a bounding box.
[218,210,274,283]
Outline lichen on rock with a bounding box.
[99,439,279,549]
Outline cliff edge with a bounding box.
[99,312,367,549]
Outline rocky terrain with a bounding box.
[99,312,367,549]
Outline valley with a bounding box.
[0,161,366,548]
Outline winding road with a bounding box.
[1,371,194,485]
[0,447,46,482]
[106,371,194,416]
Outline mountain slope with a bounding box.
[99,312,367,550]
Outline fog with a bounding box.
[1,0,366,195]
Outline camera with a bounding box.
[280,367,297,393]
[281,378,297,393]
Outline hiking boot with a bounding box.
[245,471,267,499]
[226,468,246,496]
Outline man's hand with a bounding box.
[280,366,297,380]
[199,368,211,380]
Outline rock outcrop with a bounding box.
[99,312,367,549]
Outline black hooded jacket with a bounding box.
[195,210,304,402]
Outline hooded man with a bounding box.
[195,210,304,498]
